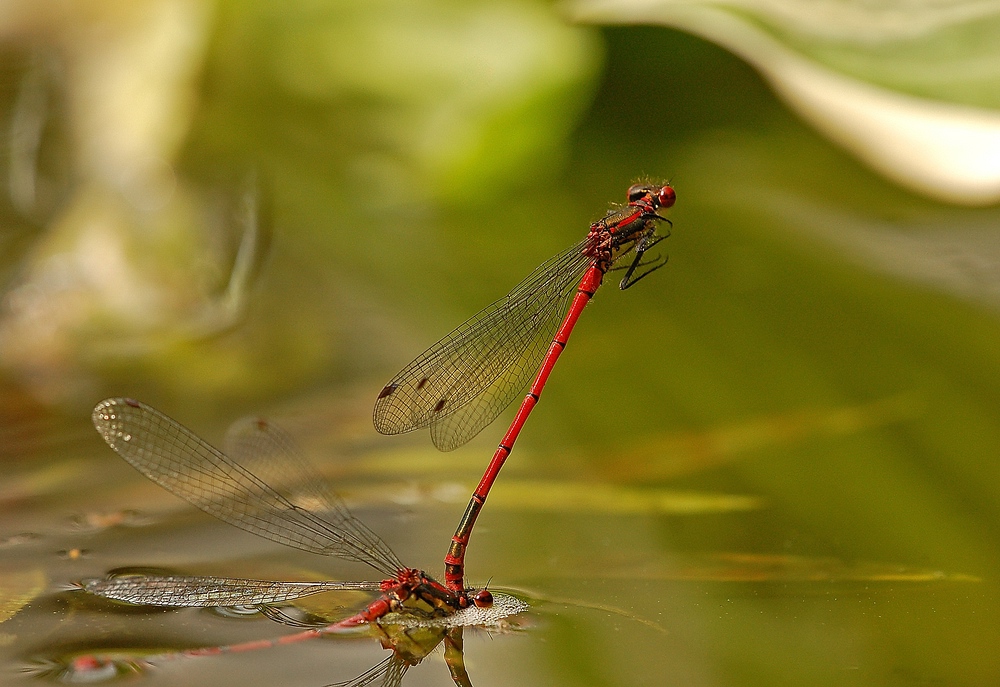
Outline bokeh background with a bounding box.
[2,0,1000,685]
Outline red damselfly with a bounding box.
[45,612,506,686]
[373,183,676,590]
[84,398,525,648]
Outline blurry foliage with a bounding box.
[0,0,600,411]
[190,0,602,201]
[570,0,1000,203]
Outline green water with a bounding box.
[1,4,999,686]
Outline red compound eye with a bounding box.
[658,185,676,209]
[473,589,493,608]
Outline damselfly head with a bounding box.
[472,588,494,608]
[657,185,676,209]
[626,183,676,210]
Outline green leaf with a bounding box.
[568,0,1000,204]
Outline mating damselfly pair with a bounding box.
[80,183,676,685]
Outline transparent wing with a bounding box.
[221,414,403,572]
[82,574,382,607]
[92,398,404,577]
[374,239,593,451]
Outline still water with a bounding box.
[0,376,996,686]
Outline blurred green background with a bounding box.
[1,0,999,685]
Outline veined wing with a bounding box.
[82,574,382,607]
[92,398,404,577]
[221,414,402,573]
[373,239,593,451]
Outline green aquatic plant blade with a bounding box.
[568,0,1000,203]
